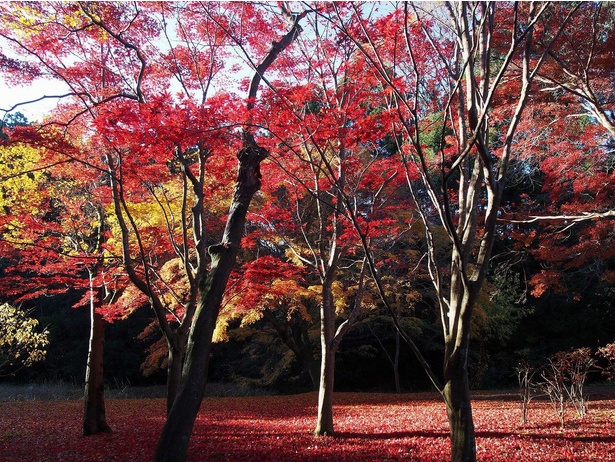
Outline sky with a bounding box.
[1,78,69,123]
[0,1,396,124]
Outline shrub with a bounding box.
[0,303,49,376]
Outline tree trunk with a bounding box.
[314,340,335,436]
[153,17,302,460]
[306,354,321,392]
[153,136,267,462]
[165,340,186,415]
[314,281,336,436]
[294,320,319,391]
[394,327,401,394]
[153,272,224,462]
[263,310,319,391]
[83,272,111,436]
[443,342,476,462]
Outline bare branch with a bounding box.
[502,210,615,224]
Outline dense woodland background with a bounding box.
[4,254,614,393]
[0,2,614,396]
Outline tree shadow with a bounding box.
[334,430,449,440]
[476,430,615,444]
[334,427,615,445]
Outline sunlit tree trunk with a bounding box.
[314,258,366,436]
[83,269,111,436]
[442,280,477,462]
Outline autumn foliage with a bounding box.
[0,2,614,461]
[0,303,49,375]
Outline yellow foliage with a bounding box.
[0,303,49,371]
[214,276,320,342]
[213,308,243,343]
[284,247,306,267]
[13,5,42,30]
[212,318,230,343]
[0,143,45,218]
[240,310,264,327]
[331,280,348,314]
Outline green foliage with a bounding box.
[0,302,49,375]
[482,268,532,345]
[470,266,533,388]
[420,111,453,157]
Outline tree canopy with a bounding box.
[1,2,613,462]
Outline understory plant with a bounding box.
[517,347,595,428]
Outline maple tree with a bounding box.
[216,256,321,389]
[0,0,263,444]
[324,2,610,461]
[0,123,120,434]
[235,4,413,435]
[502,2,615,302]
[536,2,615,138]
[2,1,251,420]
[153,5,308,461]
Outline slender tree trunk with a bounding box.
[314,257,366,435]
[393,327,401,394]
[263,310,319,391]
[296,322,319,391]
[306,354,321,392]
[314,340,335,436]
[83,271,111,436]
[314,282,336,436]
[443,336,476,462]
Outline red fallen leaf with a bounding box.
[1,391,615,461]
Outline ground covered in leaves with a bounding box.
[1,390,615,461]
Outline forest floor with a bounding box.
[1,386,615,461]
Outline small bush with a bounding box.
[516,347,594,427]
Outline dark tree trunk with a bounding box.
[314,278,337,436]
[153,270,227,462]
[264,310,319,391]
[153,18,303,461]
[393,327,401,394]
[153,136,267,462]
[291,317,320,392]
[306,354,321,392]
[83,272,111,436]
[165,340,186,415]
[443,341,476,462]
